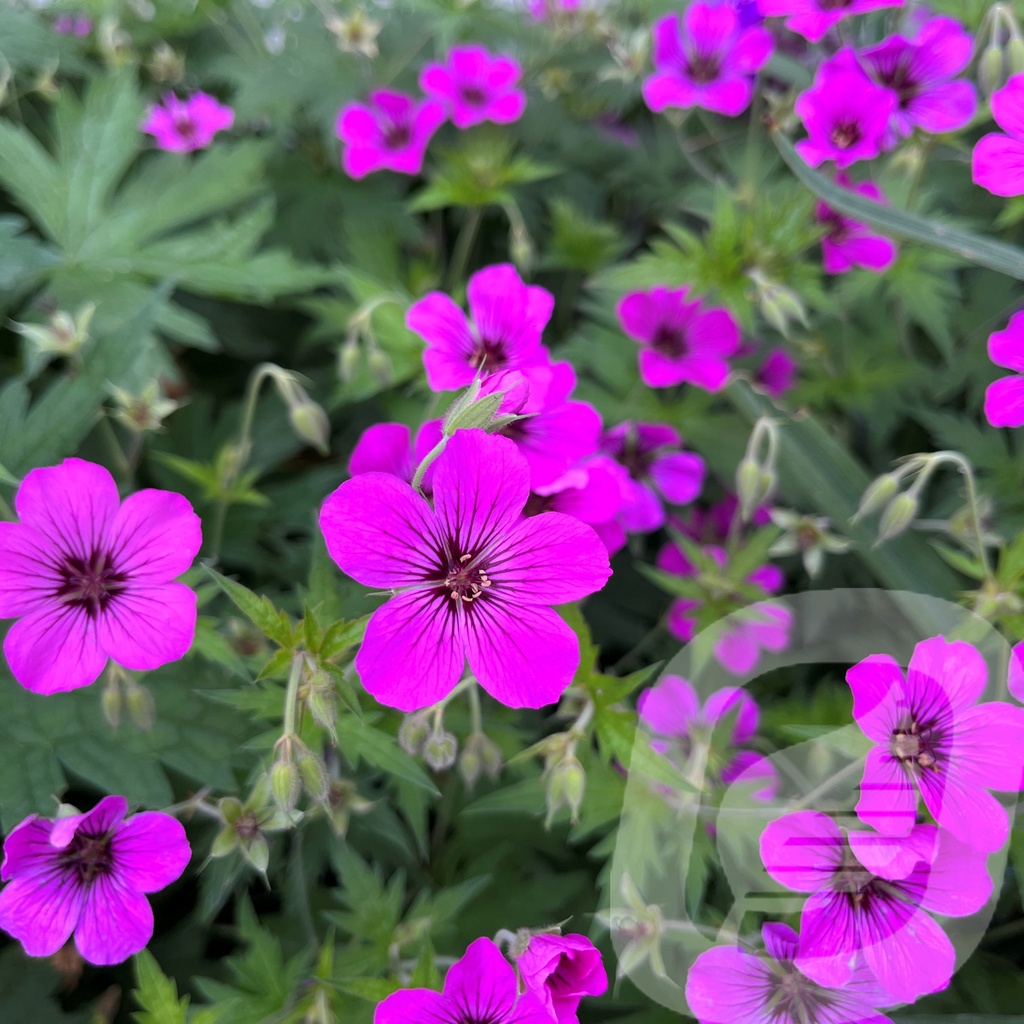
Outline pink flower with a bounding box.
[984,310,1024,427]
[517,934,608,1024]
[600,422,706,533]
[336,90,446,179]
[528,0,582,21]
[0,458,201,695]
[757,0,903,44]
[481,364,603,488]
[760,814,991,1002]
[816,174,897,274]
[847,635,1024,851]
[618,286,741,391]
[686,922,895,1024]
[1010,641,1024,703]
[794,61,896,168]
[974,74,1024,196]
[858,16,976,143]
[754,347,797,397]
[525,457,627,555]
[0,796,190,966]
[141,92,234,153]
[53,14,92,36]
[348,420,444,491]
[319,429,611,711]
[642,3,773,117]
[375,937,550,1024]
[420,45,526,129]
[407,264,554,392]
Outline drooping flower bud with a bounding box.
[545,754,586,827]
[424,729,459,772]
[877,492,919,542]
[853,472,901,522]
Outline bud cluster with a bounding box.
[735,416,778,523]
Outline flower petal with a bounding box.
[917,761,1009,852]
[432,430,529,558]
[985,375,1024,428]
[3,602,108,694]
[0,870,82,957]
[445,937,519,1019]
[464,600,578,708]
[649,452,705,506]
[855,747,917,836]
[97,583,198,671]
[684,945,773,1024]
[112,813,190,893]
[1,818,56,880]
[949,702,1024,791]
[760,811,843,893]
[846,653,905,743]
[354,590,464,712]
[349,423,414,480]
[972,133,1024,197]
[374,990,449,1024]
[107,489,202,582]
[51,796,129,850]
[638,674,700,738]
[320,472,445,589]
[0,522,61,617]
[74,873,154,966]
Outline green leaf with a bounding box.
[0,116,66,241]
[335,715,440,796]
[206,568,295,648]
[131,950,190,1024]
[773,129,1024,280]
[595,707,698,794]
[320,616,371,661]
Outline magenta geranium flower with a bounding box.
[794,62,896,168]
[757,0,903,43]
[640,673,760,748]
[348,420,444,489]
[336,90,446,179]
[420,45,526,129]
[754,347,797,397]
[1010,641,1024,703]
[686,922,894,1024]
[618,286,741,392]
[407,264,554,391]
[760,813,991,1002]
[600,422,706,533]
[857,16,976,143]
[54,14,91,35]
[0,458,201,695]
[0,795,190,966]
[319,429,611,711]
[846,635,1024,851]
[517,933,608,1024]
[642,2,773,117]
[816,174,897,275]
[480,364,602,488]
[974,74,1024,196]
[141,92,234,153]
[984,310,1024,427]
[375,937,550,1024]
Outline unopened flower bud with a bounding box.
[444,393,504,435]
[55,802,80,820]
[271,759,301,813]
[458,731,503,788]
[424,729,458,772]
[147,41,184,84]
[736,457,770,523]
[877,492,919,542]
[124,681,155,730]
[287,398,330,455]
[1009,37,1024,77]
[398,711,432,755]
[980,44,1006,96]
[854,472,901,522]
[366,347,392,385]
[545,755,586,827]
[101,683,122,729]
[306,681,338,743]
[338,335,361,383]
[297,750,330,802]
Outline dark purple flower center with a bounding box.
[829,121,861,150]
[651,323,689,359]
[55,548,129,618]
[765,960,844,1022]
[891,718,939,772]
[524,492,555,516]
[686,52,722,85]
[172,111,197,140]
[616,440,655,482]
[469,337,508,371]
[818,0,853,9]
[60,831,114,884]
[442,552,493,605]
[384,120,412,149]
[875,58,919,106]
[461,85,488,106]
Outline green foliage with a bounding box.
[132,951,190,1024]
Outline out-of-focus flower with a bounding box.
[528,0,582,22]
[769,509,851,577]
[600,422,705,534]
[794,61,896,168]
[407,263,554,391]
[984,309,1024,427]
[754,347,797,397]
[141,92,234,152]
[617,285,741,392]
[0,796,189,966]
[326,8,382,57]
[686,922,895,1024]
[642,2,773,117]
[973,73,1024,196]
[420,45,526,129]
[0,458,201,695]
[109,381,181,434]
[761,813,990,1002]
[815,174,897,275]
[320,429,611,711]
[757,0,903,44]
[847,635,1024,851]
[348,421,444,492]
[336,90,446,179]
[517,933,608,1024]
[11,302,95,360]
[53,14,92,36]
